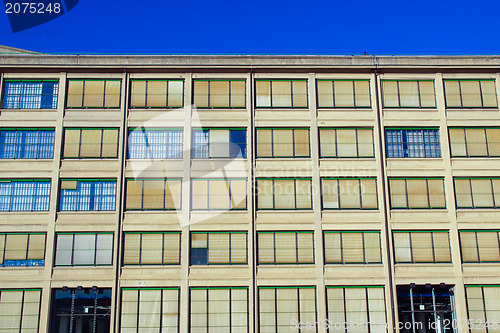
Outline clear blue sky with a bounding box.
[1,0,499,55]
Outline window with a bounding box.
[2,79,58,109]
[444,79,497,108]
[257,231,314,265]
[0,128,54,159]
[123,232,180,265]
[125,179,181,211]
[449,127,500,157]
[193,79,246,108]
[259,286,316,333]
[454,177,500,209]
[316,79,370,108]
[385,128,441,158]
[324,231,381,264]
[190,287,248,333]
[382,80,436,108]
[191,179,247,210]
[52,287,112,333]
[326,286,386,333]
[256,128,310,158]
[63,128,119,158]
[389,178,446,209]
[393,231,451,263]
[321,178,378,210]
[121,288,179,333]
[255,79,308,108]
[54,233,113,266]
[465,285,500,333]
[257,178,312,210]
[192,128,246,158]
[127,128,183,159]
[460,230,500,263]
[190,232,247,265]
[0,289,41,333]
[59,179,116,211]
[319,128,374,158]
[0,179,50,212]
[66,79,121,108]
[0,233,45,267]
[130,79,183,108]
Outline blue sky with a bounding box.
[1,0,499,55]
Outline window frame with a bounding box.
[0,232,46,267]
[444,79,498,109]
[66,79,122,109]
[465,284,500,333]
[0,288,42,333]
[323,231,382,264]
[125,178,182,211]
[257,231,315,265]
[192,78,246,109]
[0,128,55,159]
[459,230,500,263]
[256,127,311,158]
[122,232,181,266]
[256,178,313,210]
[393,230,452,264]
[385,127,441,158]
[58,178,117,212]
[189,231,248,266]
[2,79,59,109]
[190,178,247,211]
[318,127,375,158]
[191,128,247,159]
[454,177,500,209]
[382,79,437,108]
[62,127,119,159]
[54,232,114,267]
[127,127,183,159]
[389,177,446,210]
[320,177,379,210]
[449,127,500,158]
[0,179,51,212]
[255,79,309,109]
[129,78,184,109]
[316,79,371,108]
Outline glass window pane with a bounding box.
[334,81,354,107]
[444,81,461,107]
[398,81,419,107]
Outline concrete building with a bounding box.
[0,53,499,333]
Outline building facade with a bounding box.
[0,54,499,333]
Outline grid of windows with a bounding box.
[321,178,378,210]
[0,128,54,159]
[326,286,387,333]
[259,286,316,333]
[324,231,381,264]
[63,128,119,159]
[123,232,181,265]
[316,79,371,108]
[0,289,41,333]
[0,233,45,267]
[191,179,247,211]
[121,288,180,333]
[393,231,451,263]
[454,177,500,209]
[0,179,50,212]
[54,233,113,266]
[460,231,500,263]
[2,79,58,109]
[257,231,314,265]
[126,179,181,211]
[256,128,310,158]
[127,128,183,159]
[382,80,436,108]
[193,79,246,108]
[444,79,498,108]
[130,79,183,108]
[192,128,246,158]
[255,79,308,108]
[385,128,441,158]
[66,79,121,108]
[257,178,312,210]
[319,128,374,158]
[190,232,247,265]
[59,179,116,211]
[190,287,248,333]
[389,178,446,209]
[465,285,500,333]
[449,128,500,157]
